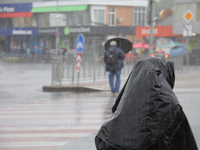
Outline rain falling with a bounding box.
[0,0,199,150]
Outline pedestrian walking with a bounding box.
[95,57,198,150]
[104,41,125,96]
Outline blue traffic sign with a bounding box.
[76,34,84,53]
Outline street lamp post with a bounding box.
[148,0,155,57]
[56,0,59,56]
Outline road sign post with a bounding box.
[148,0,155,56]
[182,9,194,72]
[76,34,84,86]
[76,53,81,73]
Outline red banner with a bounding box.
[136,26,181,37]
[0,12,32,18]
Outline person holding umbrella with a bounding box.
[104,41,125,96]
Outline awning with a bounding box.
[31,5,87,13]
[0,12,32,18]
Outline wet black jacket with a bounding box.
[104,45,125,71]
[95,57,198,150]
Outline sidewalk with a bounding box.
[44,70,200,93]
[43,76,127,92]
[53,70,200,150]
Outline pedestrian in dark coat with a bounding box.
[95,57,198,150]
[104,41,125,95]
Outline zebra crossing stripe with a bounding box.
[0,126,101,131]
[0,141,70,147]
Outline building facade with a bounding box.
[0,0,149,58]
[173,0,200,50]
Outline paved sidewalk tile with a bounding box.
[54,133,96,150]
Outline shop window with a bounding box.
[31,14,37,27]
[13,18,19,27]
[133,7,146,26]
[77,11,85,26]
[0,18,12,28]
[95,10,105,25]
[109,7,116,26]
[26,17,32,27]
[19,17,25,27]
[37,13,50,27]
[12,17,34,27]
[10,36,21,53]
[67,11,87,26]
[91,6,106,25]
[22,36,28,52]
[84,10,91,26]
[67,12,76,26]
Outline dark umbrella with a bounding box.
[104,37,133,54]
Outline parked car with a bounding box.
[151,50,169,59]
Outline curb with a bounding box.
[43,85,107,92]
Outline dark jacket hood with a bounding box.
[142,57,175,89]
[96,57,198,150]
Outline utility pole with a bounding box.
[183,25,189,72]
[56,0,59,56]
[148,0,155,56]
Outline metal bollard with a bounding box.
[98,62,100,78]
[72,62,74,84]
[93,58,96,82]
[67,62,69,79]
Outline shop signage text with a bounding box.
[141,28,158,35]
[0,3,32,13]
[39,28,57,33]
[0,6,14,12]
[50,13,66,27]
[136,26,181,37]
[64,27,91,35]
[71,27,90,33]
[12,29,32,35]
[0,27,38,36]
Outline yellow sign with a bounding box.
[183,10,194,23]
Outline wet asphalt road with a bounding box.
[0,62,199,149]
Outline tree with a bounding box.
[154,0,173,17]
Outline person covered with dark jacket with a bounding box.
[95,57,198,150]
[104,41,125,96]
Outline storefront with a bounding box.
[62,26,135,57]
[136,25,182,53]
[37,26,135,58]
[0,3,34,53]
[0,27,38,54]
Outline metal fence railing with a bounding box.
[1,53,199,86]
[168,56,184,72]
[51,56,139,85]
[51,55,195,86]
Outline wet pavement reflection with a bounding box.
[0,62,200,149]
